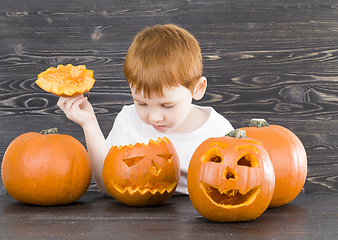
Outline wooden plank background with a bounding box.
[1,0,338,195]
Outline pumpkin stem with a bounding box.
[40,127,60,135]
[226,129,247,139]
[248,118,270,128]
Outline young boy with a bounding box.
[57,24,234,196]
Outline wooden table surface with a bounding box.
[0,190,337,240]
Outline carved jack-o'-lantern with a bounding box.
[187,130,275,222]
[102,137,180,206]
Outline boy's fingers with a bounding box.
[57,97,67,110]
[72,96,88,109]
[58,95,84,111]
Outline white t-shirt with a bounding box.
[106,104,234,194]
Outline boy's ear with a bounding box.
[193,77,207,100]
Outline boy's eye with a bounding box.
[137,102,147,107]
[162,104,175,109]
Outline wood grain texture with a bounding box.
[0,192,338,239]
[1,0,338,194]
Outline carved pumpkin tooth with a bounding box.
[142,182,154,189]
[111,182,126,194]
[111,180,178,196]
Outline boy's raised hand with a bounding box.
[57,95,96,128]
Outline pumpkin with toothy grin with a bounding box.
[102,137,180,206]
[200,183,261,207]
[187,130,275,222]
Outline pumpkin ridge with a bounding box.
[271,125,307,203]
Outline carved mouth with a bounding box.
[112,179,178,195]
[200,182,261,207]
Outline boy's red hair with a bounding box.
[124,24,203,98]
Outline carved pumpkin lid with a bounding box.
[35,64,95,97]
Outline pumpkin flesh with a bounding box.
[35,64,95,97]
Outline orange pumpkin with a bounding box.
[102,137,180,206]
[241,119,307,208]
[1,128,92,206]
[35,64,95,97]
[187,130,275,222]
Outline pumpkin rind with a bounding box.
[1,129,92,206]
[102,137,180,206]
[35,64,95,97]
[241,119,307,208]
[187,130,275,222]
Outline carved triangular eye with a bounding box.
[237,153,259,168]
[201,147,223,163]
[122,156,146,167]
[157,154,173,163]
[209,156,222,163]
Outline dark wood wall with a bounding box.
[1,0,338,195]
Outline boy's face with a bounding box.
[131,85,194,133]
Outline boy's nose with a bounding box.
[149,111,164,123]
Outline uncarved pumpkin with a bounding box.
[241,119,307,208]
[1,128,92,206]
[102,137,180,206]
[187,130,275,222]
[35,64,95,97]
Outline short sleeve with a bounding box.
[106,108,130,148]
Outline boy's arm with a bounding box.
[82,120,110,196]
[57,96,110,196]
